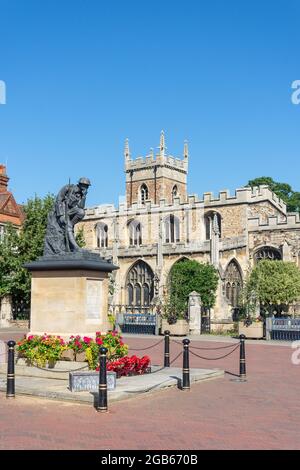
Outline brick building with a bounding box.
[0,164,24,236]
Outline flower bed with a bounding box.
[105,355,151,378]
[16,331,151,377]
[17,334,67,367]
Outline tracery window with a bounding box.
[140,184,149,204]
[224,260,242,307]
[254,246,282,263]
[126,260,154,306]
[96,223,108,248]
[205,212,221,240]
[164,214,180,243]
[128,221,142,246]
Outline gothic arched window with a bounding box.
[128,220,142,246]
[164,214,180,243]
[126,260,154,307]
[205,212,221,240]
[172,185,178,201]
[140,184,149,204]
[96,223,108,248]
[224,260,242,307]
[254,246,282,263]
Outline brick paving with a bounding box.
[0,331,299,450]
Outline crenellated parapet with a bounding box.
[84,193,202,220]
[202,185,287,214]
[248,212,300,231]
[125,154,188,173]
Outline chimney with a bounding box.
[0,165,9,192]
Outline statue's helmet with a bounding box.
[78,177,91,186]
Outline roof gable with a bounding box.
[0,192,24,225]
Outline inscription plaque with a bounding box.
[69,371,116,392]
[86,279,102,320]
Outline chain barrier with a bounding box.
[189,343,240,361]
[29,363,89,373]
[129,338,164,352]
[189,342,239,351]
[171,339,238,351]
[148,350,183,374]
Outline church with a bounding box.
[78,132,300,331]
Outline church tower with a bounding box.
[124,131,188,207]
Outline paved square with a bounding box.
[0,332,299,450]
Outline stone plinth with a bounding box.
[25,251,118,338]
[0,295,12,328]
[188,291,201,335]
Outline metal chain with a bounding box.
[189,342,239,351]
[169,350,183,365]
[171,339,238,351]
[147,350,183,375]
[189,343,240,361]
[171,339,185,346]
[30,363,89,373]
[129,338,164,351]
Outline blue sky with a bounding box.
[0,0,299,207]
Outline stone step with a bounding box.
[0,359,89,381]
[0,367,224,404]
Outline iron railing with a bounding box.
[266,316,300,341]
[113,306,158,335]
[12,298,30,321]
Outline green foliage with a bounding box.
[75,226,86,248]
[164,259,219,323]
[67,331,128,370]
[247,177,300,212]
[244,260,300,313]
[0,194,55,300]
[17,331,129,370]
[17,334,67,367]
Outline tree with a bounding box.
[164,259,219,323]
[244,260,300,314]
[75,226,86,248]
[246,177,300,212]
[0,194,55,300]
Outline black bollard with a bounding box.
[97,346,108,412]
[239,334,247,382]
[6,340,16,399]
[164,330,170,368]
[182,338,190,390]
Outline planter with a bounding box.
[238,321,264,339]
[61,349,75,361]
[161,319,189,336]
[75,351,87,362]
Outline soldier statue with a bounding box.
[44,177,91,256]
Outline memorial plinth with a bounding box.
[25,251,118,338]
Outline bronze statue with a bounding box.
[44,177,91,256]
